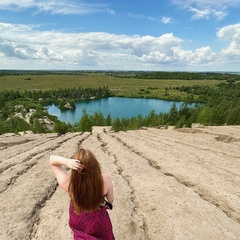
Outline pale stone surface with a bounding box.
[0,126,240,239]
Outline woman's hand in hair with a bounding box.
[68,159,83,171]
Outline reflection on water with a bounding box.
[46,97,196,124]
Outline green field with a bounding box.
[0,72,223,101]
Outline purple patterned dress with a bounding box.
[69,202,115,240]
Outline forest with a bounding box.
[0,71,239,134]
[108,70,240,81]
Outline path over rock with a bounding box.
[0,125,240,240]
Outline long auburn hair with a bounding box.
[68,147,104,213]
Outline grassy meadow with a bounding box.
[0,72,223,101]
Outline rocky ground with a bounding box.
[0,125,240,240]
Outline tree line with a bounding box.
[60,81,240,131]
[69,81,240,132]
[0,82,239,135]
[2,70,239,81]
[0,87,110,135]
[0,86,110,101]
[110,71,240,81]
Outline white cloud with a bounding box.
[171,0,239,20]
[161,17,173,24]
[0,22,239,71]
[188,7,227,20]
[171,0,240,9]
[128,13,159,22]
[129,13,173,23]
[0,0,34,9]
[217,23,240,42]
[188,7,210,20]
[0,0,114,15]
[217,24,240,61]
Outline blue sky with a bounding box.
[0,0,240,71]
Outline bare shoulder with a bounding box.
[102,173,111,182]
[102,173,113,188]
[102,173,114,202]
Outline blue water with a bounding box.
[46,97,195,124]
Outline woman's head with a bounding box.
[68,147,104,213]
[73,148,101,174]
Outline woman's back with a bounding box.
[68,148,104,213]
[50,147,115,240]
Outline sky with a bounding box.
[0,0,240,72]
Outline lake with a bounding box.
[46,97,196,124]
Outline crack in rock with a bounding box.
[111,134,240,226]
[97,133,149,239]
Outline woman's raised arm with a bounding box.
[49,155,81,191]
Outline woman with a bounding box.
[50,147,115,240]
